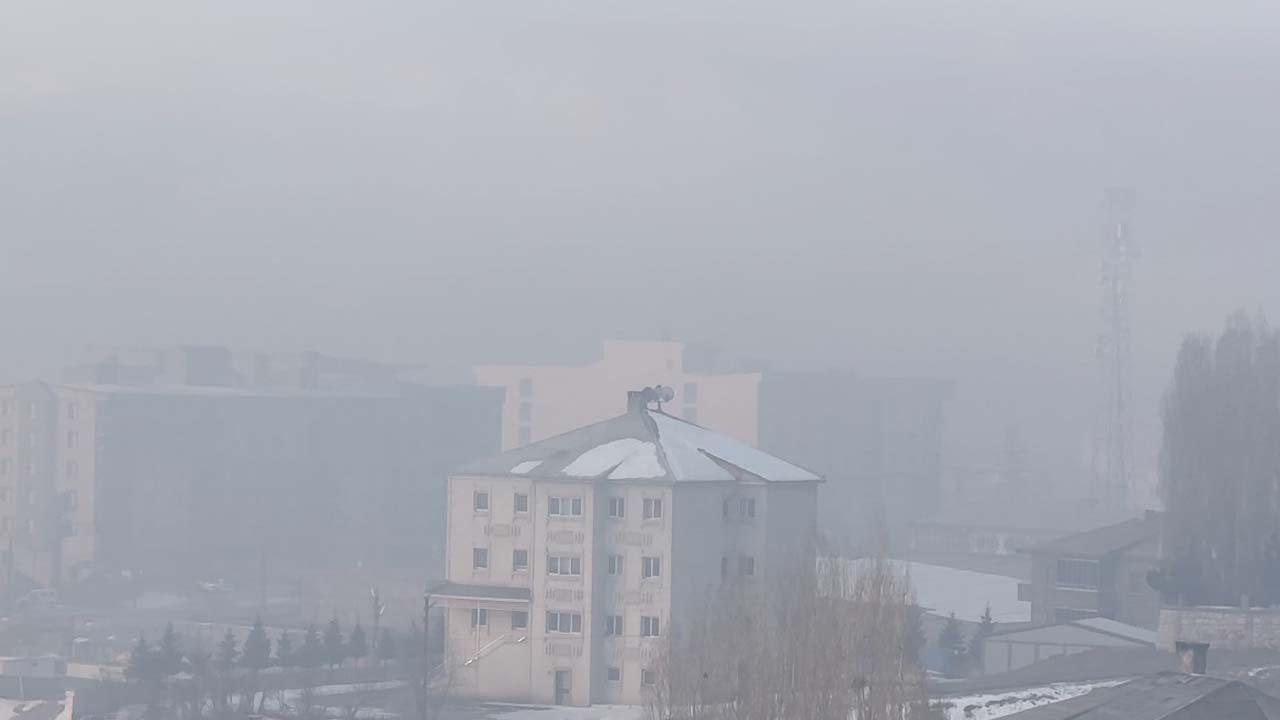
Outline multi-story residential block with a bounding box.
[436,390,821,706]
[474,340,761,450]
[0,377,502,600]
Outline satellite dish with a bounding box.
[658,386,675,403]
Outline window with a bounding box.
[605,615,623,636]
[27,490,37,506]
[607,667,622,683]
[722,498,730,519]
[0,429,9,446]
[519,402,532,422]
[473,490,490,512]
[0,518,7,532]
[548,496,583,517]
[546,611,582,634]
[683,382,699,403]
[0,400,8,416]
[739,555,755,576]
[518,378,533,398]
[26,460,35,477]
[0,459,9,475]
[721,555,729,577]
[642,669,656,686]
[548,555,582,576]
[66,461,78,480]
[514,493,529,513]
[609,497,626,519]
[512,611,528,630]
[608,554,624,576]
[643,498,663,520]
[67,431,78,450]
[518,426,531,445]
[1055,558,1100,589]
[642,556,661,580]
[740,498,756,519]
[65,491,78,510]
[513,549,529,572]
[27,432,36,448]
[26,403,35,420]
[971,533,999,555]
[67,402,78,420]
[471,609,488,628]
[473,548,489,570]
[640,616,660,637]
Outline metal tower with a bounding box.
[1093,189,1138,509]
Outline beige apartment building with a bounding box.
[436,389,820,706]
[474,341,761,450]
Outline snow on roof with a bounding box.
[510,460,543,475]
[459,405,820,484]
[851,559,1028,623]
[563,439,663,479]
[1071,617,1159,645]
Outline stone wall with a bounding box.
[1158,606,1280,651]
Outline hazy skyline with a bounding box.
[6,1,1280,487]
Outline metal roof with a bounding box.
[1029,516,1158,558]
[457,406,821,484]
[1006,673,1280,719]
[428,582,531,602]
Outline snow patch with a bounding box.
[485,703,645,720]
[510,460,543,475]
[934,679,1125,720]
[563,439,664,479]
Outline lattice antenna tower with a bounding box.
[1093,188,1139,509]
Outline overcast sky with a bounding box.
[5,1,1280,485]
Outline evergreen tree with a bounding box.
[300,623,323,669]
[348,622,368,662]
[158,623,183,676]
[904,604,926,668]
[242,617,271,671]
[377,628,397,664]
[216,628,239,671]
[324,617,345,668]
[938,612,968,678]
[274,630,295,668]
[968,604,997,670]
[126,633,157,681]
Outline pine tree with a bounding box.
[324,617,345,668]
[158,623,183,676]
[348,622,368,662]
[274,630,295,668]
[377,628,397,664]
[968,604,997,670]
[242,617,271,671]
[904,604,926,667]
[938,612,968,678]
[300,623,323,669]
[217,628,239,671]
[126,633,157,681]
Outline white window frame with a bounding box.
[548,496,583,517]
[609,496,626,519]
[548,555,582,576]
[473,547,489,570]
[640,615,660,638]
[470,608,488,628]
[512,610,528,630]
[739,555,755,577]
[605,614,623,636]
[607,666,622,683]
[608,554,624,576]
[546,611,583,634]
[643,498,663,521]
[473,490,490,512]
[642,556,661,580]
[514,492,529,513]
[513,549,529,572]
[740,497,756,519]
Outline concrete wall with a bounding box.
[1158,606,1280,652]
[474,340,760,450]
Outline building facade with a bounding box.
[474,341,761,450]
[436,391,820,706]
[1020,514,1161,629]
[0,378,503,599]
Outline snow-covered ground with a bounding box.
[933,679,1125,720]
[0,695,72,720]
[484,704,646,720]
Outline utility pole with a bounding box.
[421,589,434,720]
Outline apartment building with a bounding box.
[474,340,761,450]
[436,389,821,706]
[0,378,502,595]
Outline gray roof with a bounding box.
[458,406,821,484]
[428,582,531,602]
[1006,673,1280,719]
[1030,515,1159,558]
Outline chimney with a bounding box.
[1176,641,1209,675]
[627,390,648,414]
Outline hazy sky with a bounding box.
[5,1,1280,484]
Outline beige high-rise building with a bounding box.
[435,390,820,707]
[474,340,761,450]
